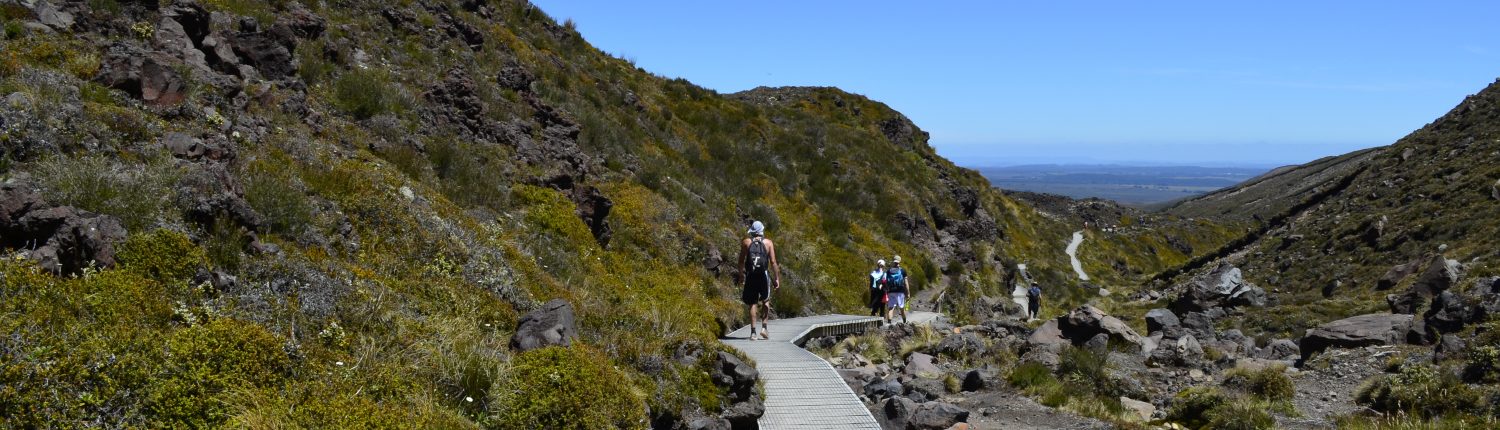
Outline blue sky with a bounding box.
[530,1,1500,167]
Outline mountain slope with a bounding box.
[0,1,1248,427]
[1164,79,1500,337]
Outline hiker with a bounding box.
[868,259,887,317]
[737,220,780,340]
[1027,281,1042,320]
[885,255,909,324]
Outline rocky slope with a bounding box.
[0,0,1245,428]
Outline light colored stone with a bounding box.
[1120,396,1156,421]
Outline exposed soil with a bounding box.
[1276,345,1413,428]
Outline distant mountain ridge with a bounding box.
[975,164,1269,205]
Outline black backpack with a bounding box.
[746,237,769,274]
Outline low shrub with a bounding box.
[1356,363,1485,419]
[1007,361,1058,390]
[116,229,205,282]
[1464,321,1500,383]
[30,154,180,231]
[1166,386,1231,430]
[334,68,397,120]
[146,318,292,427]
[1222,364,1295,402]
[486,345,646,429]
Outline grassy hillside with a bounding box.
[0,0,1240,427]
[1162,79,1500,338]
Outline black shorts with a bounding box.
[742,271,770,305]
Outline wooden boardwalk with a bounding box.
[723,312,942,429]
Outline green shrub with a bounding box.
[1167,386,1231,429]
[1356,364,1485,419]
[243,158,313,236]
[1204,398,1277,430]
[1222,364,1294,402]
[1007,362,1058,390]
[146,318,291,427]
[334,68,397,120]
[116,229,205,282]
[1465,321,1500,383]
[30,154,180,231]
[487,345,646,429]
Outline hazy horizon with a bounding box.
[531,1,1499,168]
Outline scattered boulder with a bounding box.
[1257,339,1300,361]
[509,299,578,351]
[709,352,759,402]
[1435,334,1468,362]
[905,377,946,402]
[1148,334,1204,367]
[1411,255,1462,296]
[276,2,327,39]
[933,333,985,358]
[907,402,968,430]
[1377,260,1420,290]
[1145,308,1181,336]
[1299,313,1413,361]
[865,378,903,400]
[881,397,917,430]
[231,29,297,80]
[28,0,73,31]
[905,352,942,377]
[719,396,763,430]
[1058,305,1149,354]
[1468,277,1500,322]
[1170,264,1267,314]
[1424,290,1472,335]
[960,369,987,392]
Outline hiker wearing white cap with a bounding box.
[737,220,780,340]
[885,255,909,324]
[868,259,888,317]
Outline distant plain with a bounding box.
[973,164,1272,206]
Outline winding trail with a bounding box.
[723,311,941,429]
[1065,231,1090,281]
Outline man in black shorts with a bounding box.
[737,221,780,340]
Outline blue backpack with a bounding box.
[886,268,906,293]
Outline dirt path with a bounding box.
[1066,231,1090,281]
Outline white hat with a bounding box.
[892,255,902,264]
[747,220,765,236]
[877,259,886,267]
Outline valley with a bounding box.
[0,1,1498,429]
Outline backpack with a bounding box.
[746,237,769,275]
[886,268,906,293]
[1028,286,1041,300]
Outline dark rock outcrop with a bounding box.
[1145,308,1181,336]
[509,299,578,351]
[0,180,127,274]
[1299,313,1413,361]
[933,332,985,358]
[1170,264,1267,314]
[710,351,759,402]
[96,43,189,107]
[1058,305,1149,354]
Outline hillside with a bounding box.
[0,0,1244,428]
[1158,79,1500,338]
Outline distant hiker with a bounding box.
[738,220,780,340]
[869,259,887,317]
[886,255,909,324]
[1027,281,1042,320]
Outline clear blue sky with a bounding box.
[531,1,1500,167]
